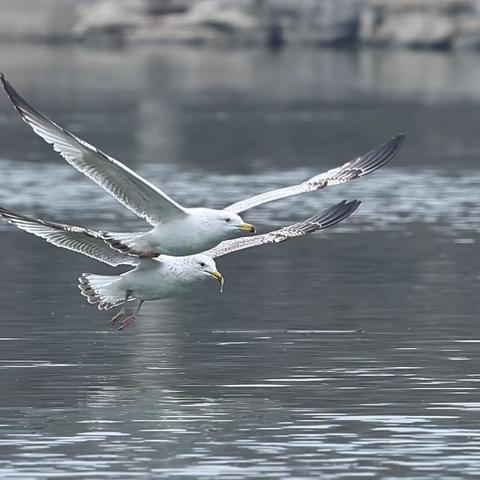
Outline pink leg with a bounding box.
[118,300,144,331]
[118,315,136,330]
[140,250,160,258]
[111,309,125,326]
[111,290,132,326]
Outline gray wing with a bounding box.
[0,207,139,266]
[225,134,405,214]
[1,73,187,226]
[206,199,360,258]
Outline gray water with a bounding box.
[0,44,479,479]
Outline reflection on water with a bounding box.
[0,43,480,478]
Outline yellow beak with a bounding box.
[209,271,224,284]
[239,223,255,234]
[209,270,225,293]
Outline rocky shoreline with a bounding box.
[2,0,480,50]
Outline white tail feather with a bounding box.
[78,273,129,310]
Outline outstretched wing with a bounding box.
[1,73,187,226]
[0,207,139,266]
[225,134,404,214]
[206,199,360,258]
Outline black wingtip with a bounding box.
[387,132,406,150]
[0,205,16,218]
[346,199,362,212]
[0,72,25,114]
[325,199,359,227]
[354,132,407,176]
[0,73,12,101]
[0,72,11,93]
[385,132,406,157]
[293,198,361,235]
[334,199,361,221]
[392,132,407,148]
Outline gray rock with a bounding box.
[74,0,147,44]
[6,0,480,51]
[359,0,480,49]
[131,1,264,46]
[253,0,362,46]
[74,0,364,47]
[452,16,480,49]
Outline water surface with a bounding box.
[0,44,479,479]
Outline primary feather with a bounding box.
[0,73,186,226]
[0,207,139,266]
[225,135,404,214]
[206,199,361,258]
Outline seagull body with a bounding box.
[0,200,361,330]
[81,253,225,330]
[104,208,254,257]
[82,254,219,307]
[1,73,404,258]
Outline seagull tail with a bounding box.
[78,273,127,310]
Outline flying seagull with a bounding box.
[0,200,360,330]
[0,73,402,258]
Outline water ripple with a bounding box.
[0,157,478,235]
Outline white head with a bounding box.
[211,210,255,240]
[187,253,224,292]
[191,208,255,241]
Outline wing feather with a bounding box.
[225,135,405,214]
[1,73,186,226]
[0,207,139,266]
[206,199,360,258]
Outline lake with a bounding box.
[0,43,479,478]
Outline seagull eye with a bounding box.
[199,262,206,267]
[225,218,231,223]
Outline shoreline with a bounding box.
[2,0,480,52]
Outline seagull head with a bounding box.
[191,254,224,293]
[187,208,255,244]
[213,211,255,238]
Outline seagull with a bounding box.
[0,200,360,330]
[1,73,404,258]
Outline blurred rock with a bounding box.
[129,1,263,46]
[262,0,362,46]
[74,0,363,47]
[4,0,480,50]
[74,0,147,45]
[452,16,480,49]
[359,0,480,49]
